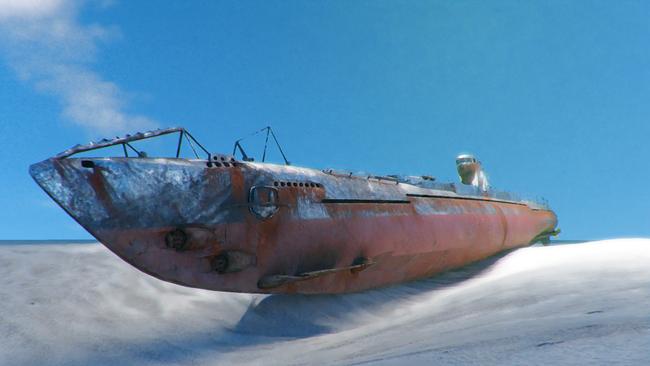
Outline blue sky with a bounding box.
[1,0,649,240]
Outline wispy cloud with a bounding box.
[0,0,157,136]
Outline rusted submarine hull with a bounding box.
[30,154,557,294]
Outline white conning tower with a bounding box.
[456,154,489,191]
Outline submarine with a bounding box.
[30,127,558,294]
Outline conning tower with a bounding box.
[456,154,489,191]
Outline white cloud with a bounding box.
[0,0,157,136]
[0,0,64,19]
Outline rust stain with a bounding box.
[494,203,509,249]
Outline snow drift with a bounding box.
[1,239,649,365]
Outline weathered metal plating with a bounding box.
[30,127,559,294]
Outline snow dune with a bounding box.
[1,239,649,365]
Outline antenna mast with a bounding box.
[232,126,290,165]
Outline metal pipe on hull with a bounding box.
[30,156,557,294]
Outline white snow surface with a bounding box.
[1,239,649,365]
